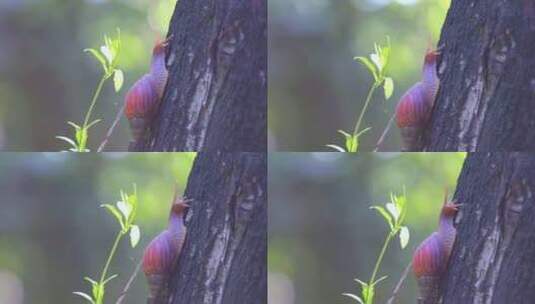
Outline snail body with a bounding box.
[395,49,440,151]
[412,195,460,304]
[142,194,189,304]
[125,37,171,145]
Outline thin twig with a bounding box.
[97,103,125,152]
[115,260,142,304]
[374,113,395,152]
[386,261,412,304]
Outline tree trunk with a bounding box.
[423,1,535,151]
[442,153,535,303]
[167,152,267,304]
[136,0,267,152]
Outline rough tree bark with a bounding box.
[423,1,535,151]
[167,152,266,304]
[136,0,267,152]
[442,153,535,303]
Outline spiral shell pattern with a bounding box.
[413,231,446,278]
[125,74,159,120]
[395,82,431,128]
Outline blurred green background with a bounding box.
[0,0,177,151]
[268,0,450,151]
[268,152,466,304]
[0,152,195,304]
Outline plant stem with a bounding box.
[97,102,125,152]
[83,75,108,128]
[115,260,142,304]
[374,113,395,152]
[353,82,378,137]
[99,230,123,285]
[369,231,393,285]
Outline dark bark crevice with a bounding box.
[167,152,267,304]
[423,1,535,151]
[136,0,267,152]
[442,153,535,303]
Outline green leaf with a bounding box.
[326,144,346,152]
[353,278,368,287]
[102,274,118,285]
[355,127,371,138]
[84,48,108,74]
[67,121,81,131]
[127,192,138,223]
[73,292,95,304]
[371,275,388,286]
[362,284,374,304]
[75,127,88,151]
[346,136,358,152]
[116,200,131,220]
[392,192,407,225]
[56,136,78,149]
[342,293,364,304]
[380,36,391,72]
[337,130,357,152]
[370,205,394,231]
[86,119,102,130]
[100,45,113,65]
[113,69,124,92]
[370,53,382,72]
[129,225,140,248]
[101,204,125,231]
[354,56,378,82]
[92,283,104,303]
[84,277,98,286]
[399,226,410,249]
[383,77,394,100]
[385,202,399,222]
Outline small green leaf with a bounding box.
[67,121,81,130]
[101,204,125,231]
[354,56,378,81]
[113,69,124,92]
[83,277,98,285]
[383,77,394,100]
[370,53,382,72]
[326,144,346,152]
[336,130,356,152]
[84,48,108,74]
[86,119,102,130]
[342,293,364,304]
[116,200,131,220]
[392,192,407,225]
[346,135,358,152]
[355,127,371,138]
[385,202,399,222]
[362,284,374,303]
[371,275,388,286]
[380,37,391,71]
[370,205,394,231]
[75,127,88,151]
[102,274,118,285]
[353,278,368,287]
[127,192,138,223]
[92,283,104,303]
[73,292,95,304]
[100,45,113,65]
[56,136,78,149]
[129,225,140,248]
[399,226,410,249]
